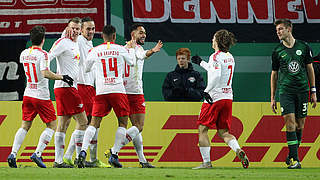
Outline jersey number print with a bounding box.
[101,58,118,77]
[24,63,38,83]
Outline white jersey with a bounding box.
[20,47,50,100]
[49,37,80,89]
[77,35,95,86]
[200,50,234,103]
[85,42,135,95]
[123,45,148,94]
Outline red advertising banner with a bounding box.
[123,0,320,42]
[0,0,110,36]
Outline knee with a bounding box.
[47,121,57,131]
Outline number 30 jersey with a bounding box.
[20,47,50,100]
[85,42,135,95]
[200,50,234,103]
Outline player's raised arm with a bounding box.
[146,40,163,57]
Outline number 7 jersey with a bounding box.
[200,50,234,102]
[20,47,50,100]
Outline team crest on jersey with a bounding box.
[288,61,300,73]
[188,77,196,83]
[296,50,302,55]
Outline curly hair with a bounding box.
[214,29,237,53]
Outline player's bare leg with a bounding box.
[218,129,249,169]
[129,113,154,168]
[193,125,212,169]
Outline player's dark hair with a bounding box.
[176,48,191,60]
[68,17,81,24]
[103,25,116,37]
[81,16,93,23]
[274,19,292,29]
[214,29,236,53]
[130,23,144,32]
[30,25,46,46]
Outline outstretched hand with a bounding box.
[191,55,202,65]
[62,75,74,87]
[152,40,163,53]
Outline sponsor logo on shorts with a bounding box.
[142,102,146,107]
[78,104,83,108]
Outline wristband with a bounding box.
[311,86,316,93]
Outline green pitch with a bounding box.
[1,167,320,180]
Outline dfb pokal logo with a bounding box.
[288,61,300,73]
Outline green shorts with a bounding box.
[279,92,309,118]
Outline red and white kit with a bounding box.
[85,42,135,117]
[123,45,147,94]
[49,37,80,88]
[77,35,95,116]
[20,47,56,122]
[49,37,84,115]
[123,45,148,114]
[198,51,235,129]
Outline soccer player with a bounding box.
[191,29,249,169]
[119,23,163,168]
[48,17,88,168]
[7,25,73,168]
[270,19,316,169]
[76,25,136,168]
[62,17,109,168]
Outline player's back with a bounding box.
[208,51,235,101]
[20,47,50,100]
[88,42,130,95]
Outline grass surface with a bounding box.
[1,167,320,180]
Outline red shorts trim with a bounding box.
[54,87,84,116]
[127,94,145,115]
[22,96,56,123]
[92,93,129,118]
[78,84,96,116]
[197,99,232,129]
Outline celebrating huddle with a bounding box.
[7,16,313,170]
[7,17,163,169]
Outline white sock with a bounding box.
[199,147,211,163]
[11,128,28,158]
[227,138,241,152]
[35,128,54,157]
[74,129,85,157]
[133,133,147,163]
[111,127,126,154]
[89,128,99,162]
[63,131,76,160]
[54,132,65,164]
[122,126,139,146]
[81,126,96,152]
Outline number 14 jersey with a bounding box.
[85,42,135,95]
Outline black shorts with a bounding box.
[279,92,309,118]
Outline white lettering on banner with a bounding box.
[131,0,320,23]
[0,62,20,80]
[0,0,106,36]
